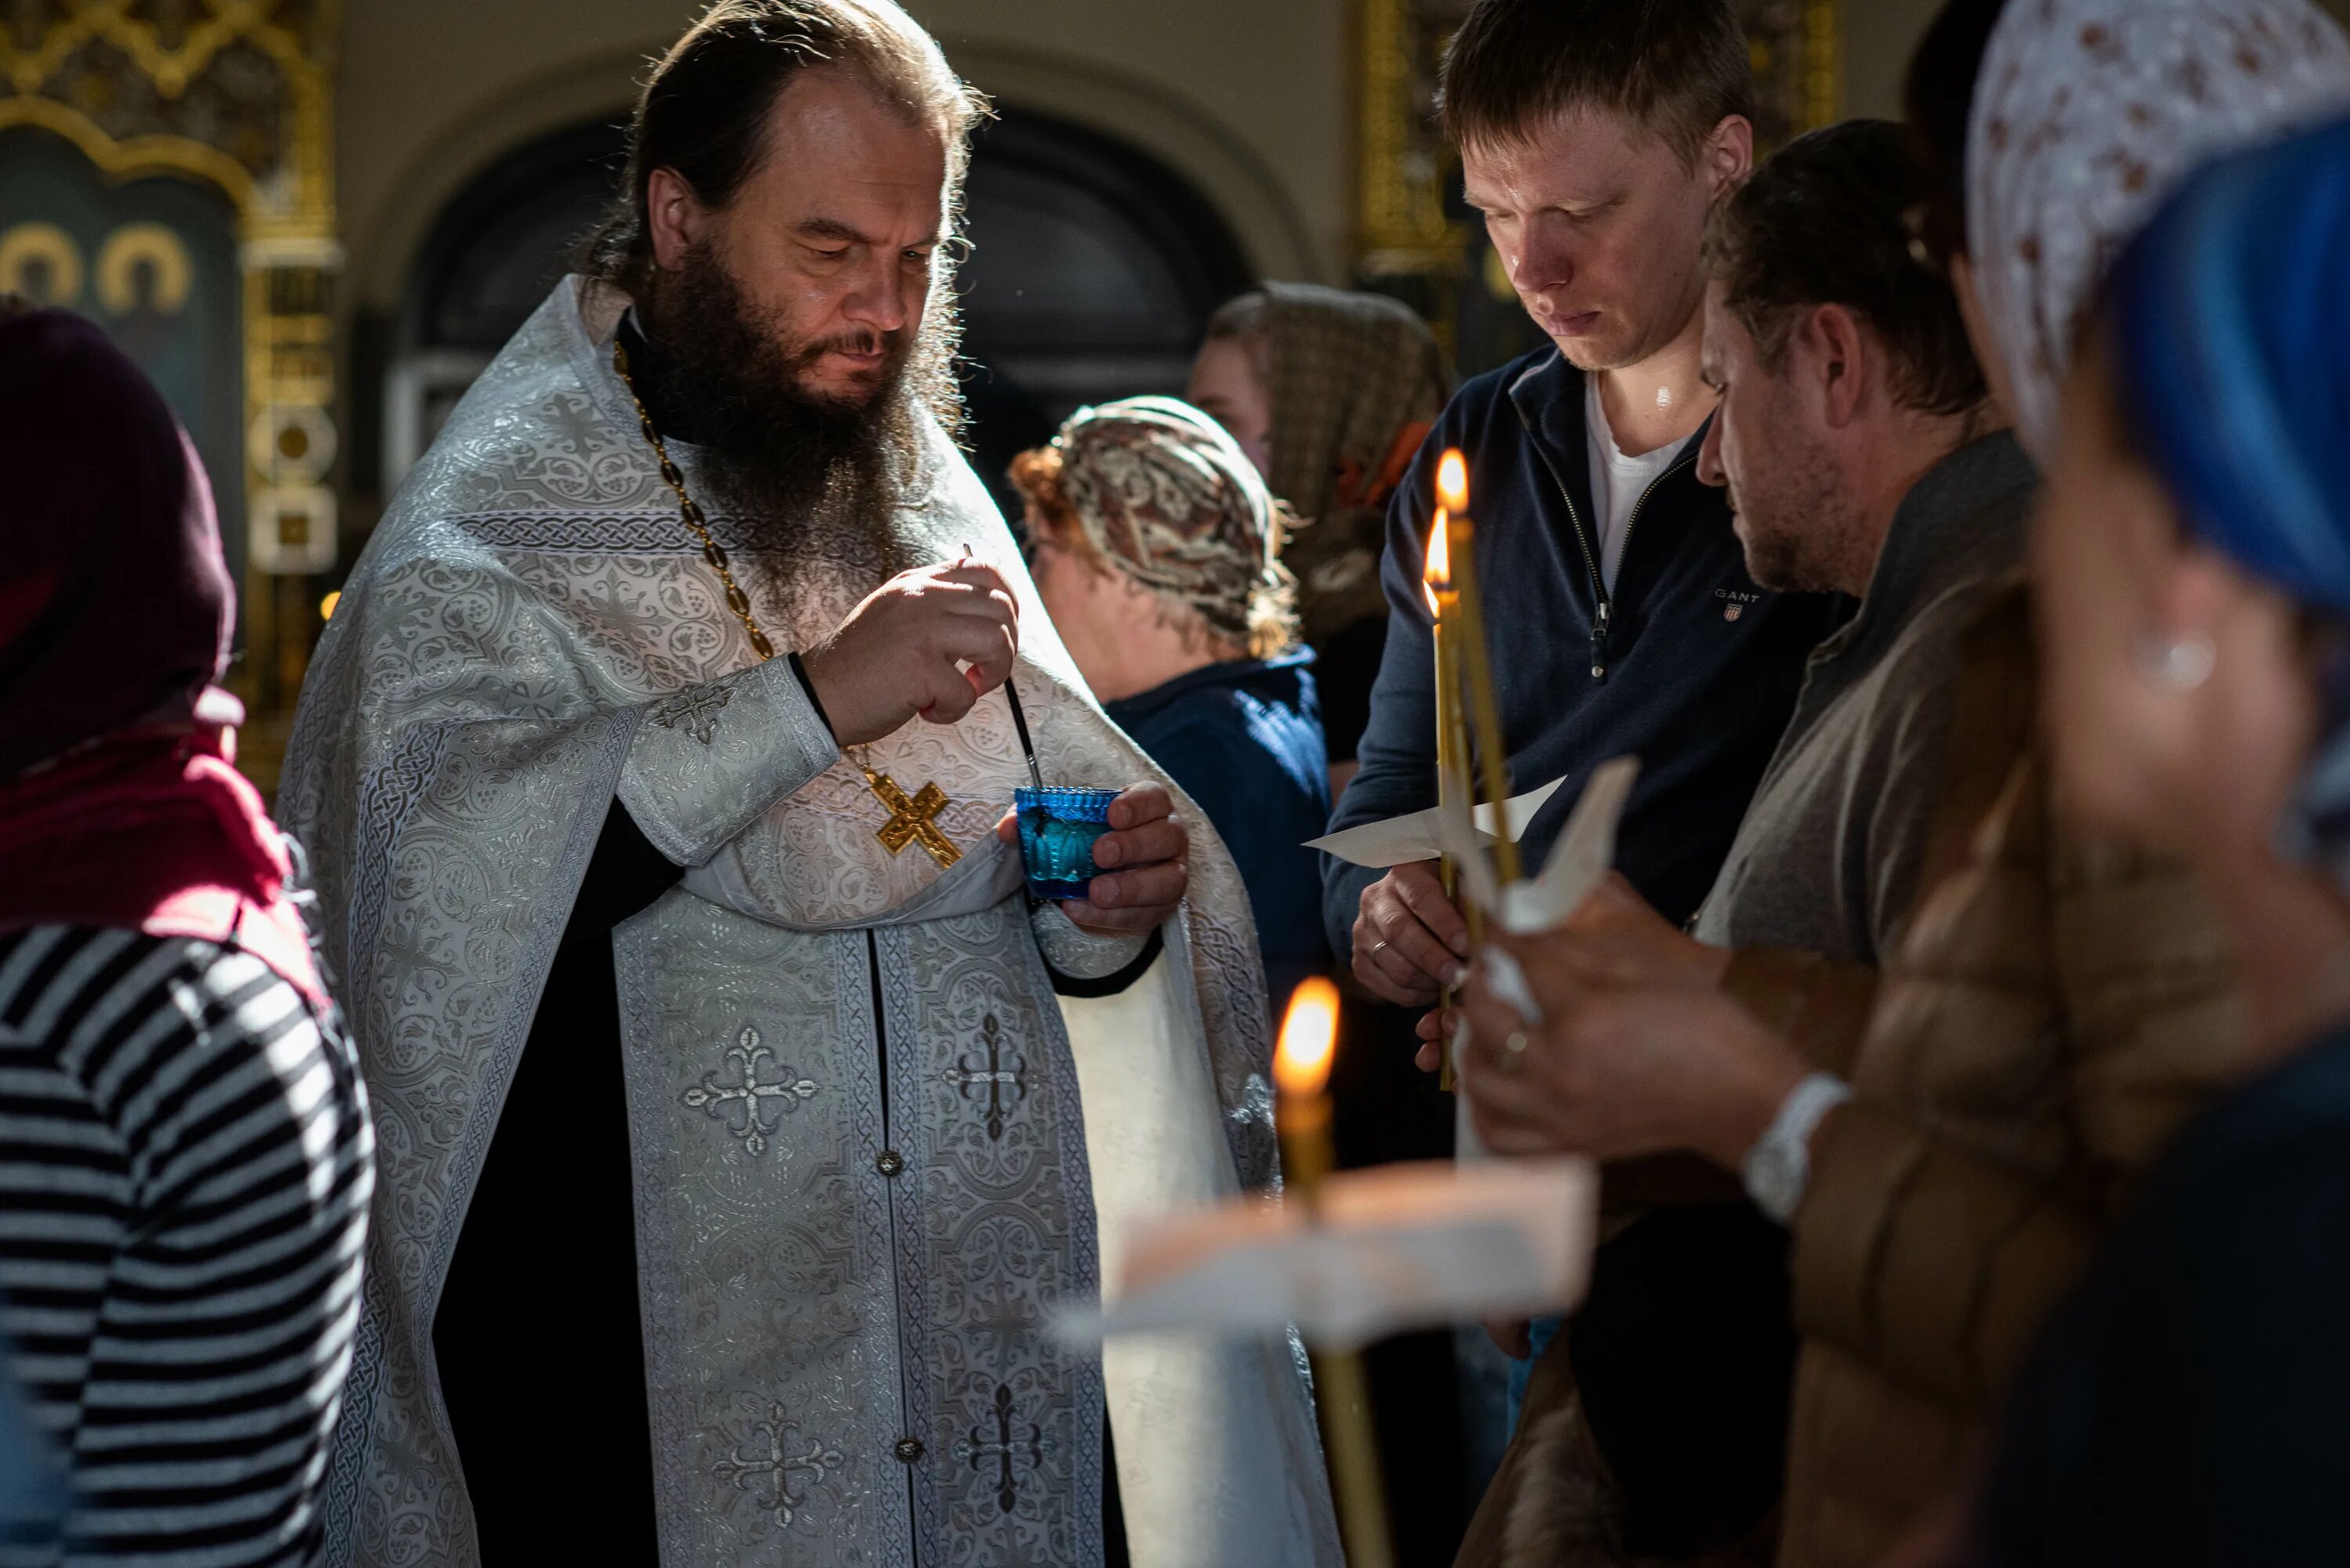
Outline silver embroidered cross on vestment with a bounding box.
[945,1012,1026,1140]
[714,1403,848,1529]
[955,1382,1047,1517]
[653,685,732,744]
[680,1024,818,1158]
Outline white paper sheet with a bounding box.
[1500,756,1639,934]
[1305,777,1567,869]
[1062,1158,1596,1351]
[1425,757,1639,941]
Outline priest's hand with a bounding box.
[801,559,1020,746]
[994,783,1189,934]
[1455,936,1808,1168]
[1352,860,1470,1007]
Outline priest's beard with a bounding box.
[638,240,943,617]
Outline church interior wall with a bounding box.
[335,0,1348,320]
[338,0,2350,316]
[20,0,2350,784]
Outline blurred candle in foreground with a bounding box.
[1271,974,1397,1568]
[1421,508,1449,620]
[1274,975,1340,1202]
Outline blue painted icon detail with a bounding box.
[1014,786,1119,901]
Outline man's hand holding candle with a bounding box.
[1453,930,1810,1168]
[1398,871,1732,1072]
[1352,861,1472,1006]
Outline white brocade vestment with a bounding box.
[277,277,1341,1568]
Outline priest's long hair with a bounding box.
[581,0,989,439]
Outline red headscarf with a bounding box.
[0,309,325,1010]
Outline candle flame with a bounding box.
[1437,449,1470,514]
[1274,975,1341,1098]
[1422,508,1450,617]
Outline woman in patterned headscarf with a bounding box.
[1188,284,1448,783]
[1904,0,2350,461]
[1013,396,1332,1015]
[1974,112,2350,1567]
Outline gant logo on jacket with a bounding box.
[1716,587,1763,622]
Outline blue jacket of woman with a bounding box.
[1106,649,1332,1018]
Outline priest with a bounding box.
[278,3,1337,1564]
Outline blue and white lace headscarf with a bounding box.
[1969,0,2350,461]
[2106,114,2350,887]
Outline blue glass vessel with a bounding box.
[1014,785,1119,901]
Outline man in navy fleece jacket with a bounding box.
[1325,2,1838,1036]
[1321,0,1846,1554]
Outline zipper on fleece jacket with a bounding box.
[1513,395,1700,684]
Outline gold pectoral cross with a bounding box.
[861,764,961,869]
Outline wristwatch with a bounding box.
[1741,1072,1853,1225]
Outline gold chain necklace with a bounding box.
[612,338,960,869]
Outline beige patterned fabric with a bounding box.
[1967,0,2350,460]
[277,277,1340,1568]
[1052,396,1290,646]
[1260,283,1448,641]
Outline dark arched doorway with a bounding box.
[374,103,1255,517]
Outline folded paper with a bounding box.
[1306,777,1567,869]
[1061,1157,1596,1351]
[1426,757,1639,938]
[1502,756,1639,934]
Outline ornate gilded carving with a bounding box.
[1355,0,1467,278]
[2,0,341,730]
[1744,0,1846,144]
[1,0,334,228]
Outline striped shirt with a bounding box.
[0,926,372,1567]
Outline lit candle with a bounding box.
[1271,975,1396,1568]
[1435,450,1521,886]
[1422,518,1477,1092]
[1274,974,1341,1206]
[1422,511,1473,826]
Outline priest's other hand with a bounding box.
[1352,860,1469,1007]
[801,558,1020,746]
[995,784,1189,935]
[1455,935,1807,1168]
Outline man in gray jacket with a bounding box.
[1480,115,2030,1020]
[1449,118,2035,1559]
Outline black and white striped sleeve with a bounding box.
[0,924,373,1568]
